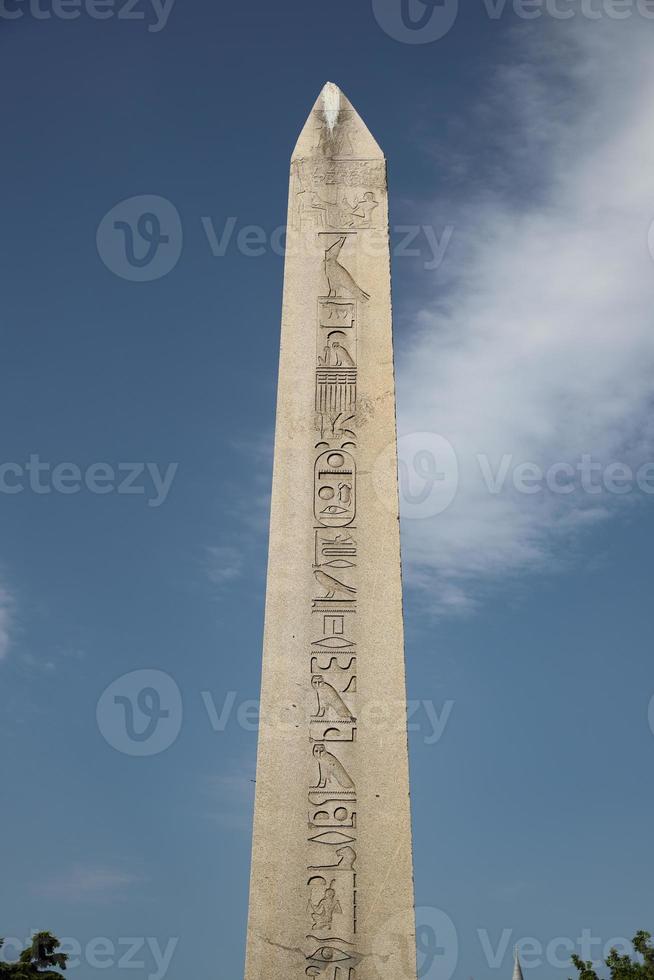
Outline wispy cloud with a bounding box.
[227,432,273,535]
[17,647,86,674]
[0,586,14,660]
[206,545,246,587]
[202,760,256,831]
[205,433,273,593]
[36,865,142,901]
[397,20,654,614]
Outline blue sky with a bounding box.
[2,3,654,980]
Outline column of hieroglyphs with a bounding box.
[244,82,417,980]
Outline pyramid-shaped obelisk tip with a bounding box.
[291,81,384,161]
[513,947,525,980]
[321,81,343,130]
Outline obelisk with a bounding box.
[244,83,417,980]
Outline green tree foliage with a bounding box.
[0,933,67,979]
[572,932,654,980]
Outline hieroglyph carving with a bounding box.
[292,156,385,233]
[303,167,379,973]
[314,451,356,528]
[283,122,386,968]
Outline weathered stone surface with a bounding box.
[244,82,417,980]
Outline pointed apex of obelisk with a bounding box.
[513,948,525,980]
[319,81,343,130]
[292,81,384,162]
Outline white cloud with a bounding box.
[397,20,654,614]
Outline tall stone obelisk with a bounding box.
[244,83,417,980]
